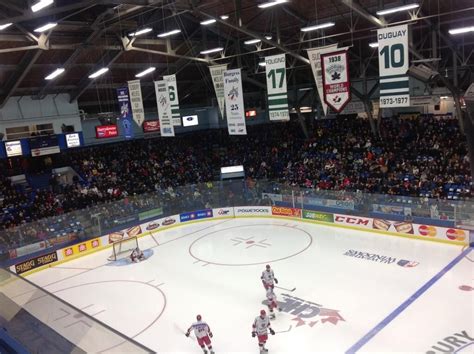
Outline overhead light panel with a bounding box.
[244,38,261,45]
[200,47,224,55]
[45,68,64,80]
[258,0,288,9]
[88,67,109,79]
[376,3,419,16]
[130,27,152,37]
[369,42,379,48]
[135,67,156,78]
[34,22,57,32]
[157,29,181,38]
[220,15,229,20]
[301,22,335,32]
[259,61,266,67]
[0,23,12,30]
[449,26,474,35]
[200,19,217,25]
[264,35,273,40]
[31,0,54,13]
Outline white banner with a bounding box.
[377,24,410,108]
[307,44,338,116]
[210,64,227,119]
[223,68,247,135]
[127,80,145,126]
[154,80,175,137]
[321,50,351,113]
[163,74,181,126]
[265,54,289,121]
[234,206,272,216]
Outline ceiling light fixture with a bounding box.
[31,0,54,13]
[301,22,335,32]
[376,3,419,16]
[244,38,261,45]
[264,35,273,40]
[259,61,266,67]
[135,67,156,78]
[220,15,229,20]
[34,22,57,32]
[157,29,181,38]
[130,27,152,37]
[258,0,288,9]
[200,47,224,55]
[449,26,474,35]
[45,68,64,80]
[200,19,217,25]
[0,23,12,30]
[369,42,379,48]
[88,68,109,79]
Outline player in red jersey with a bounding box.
[185,315,215,354]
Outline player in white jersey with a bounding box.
[185,315,215,354]
[266,288,280,319]
[261,264,278,290]
[252,309,275,353]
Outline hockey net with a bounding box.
[108,236,140,261]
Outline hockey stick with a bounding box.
[275,285,296,292]
[275,325,292,334]
[174,323,196,341]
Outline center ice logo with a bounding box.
[262,294,345,328]
[230,236,271,249]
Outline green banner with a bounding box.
[303,210,334,223]
[139,208,163,221]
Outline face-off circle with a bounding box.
[188,223,313,266]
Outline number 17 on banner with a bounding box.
[265,54,290,121]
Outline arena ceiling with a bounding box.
[0,0,472,113]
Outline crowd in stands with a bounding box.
[1,115,472,250]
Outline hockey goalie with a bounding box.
[130,247,145,263]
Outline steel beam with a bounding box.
[0,50,42,108]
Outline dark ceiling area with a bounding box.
[0,0,472,113]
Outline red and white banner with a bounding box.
[321,50,351,113]
[143,120,160,133]
[95,125,118,139]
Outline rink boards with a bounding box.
[9,205,469,277]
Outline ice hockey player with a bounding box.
[266,287,280,319]
[252,309,275,353]
[185,315,215,354]
[261,264,278,290]
[130,247,145,263]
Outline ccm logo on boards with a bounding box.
[334,215,371,226]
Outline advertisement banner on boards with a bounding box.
[377,24,410,107]
[303,210,334,223]
[116,87,134,139]
[154,80,175,137]
[15,251,58,275]
[209,64,227,119]
[271,206,302,218]
[163,74,181,126]
[127,80,145,126]
[213,207,235,217]
[223,68,247,135]
[234,206,272,216]
[307,44,338,116]
[180,209,213,222]
[265,54,289,121]
[63,238,101,258]
[321,50,351,113]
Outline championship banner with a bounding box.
[321,50,351,113]
[307,44,338,116]
[265,54,289,121]
[127,80,145,126]
[163,74,181,126]
[223,68,247,135]
[154,80,175,137]
[116,87,134,139]
[377,24,410,107]
[209,64,227,119]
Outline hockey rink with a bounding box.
[13,218,474,353]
